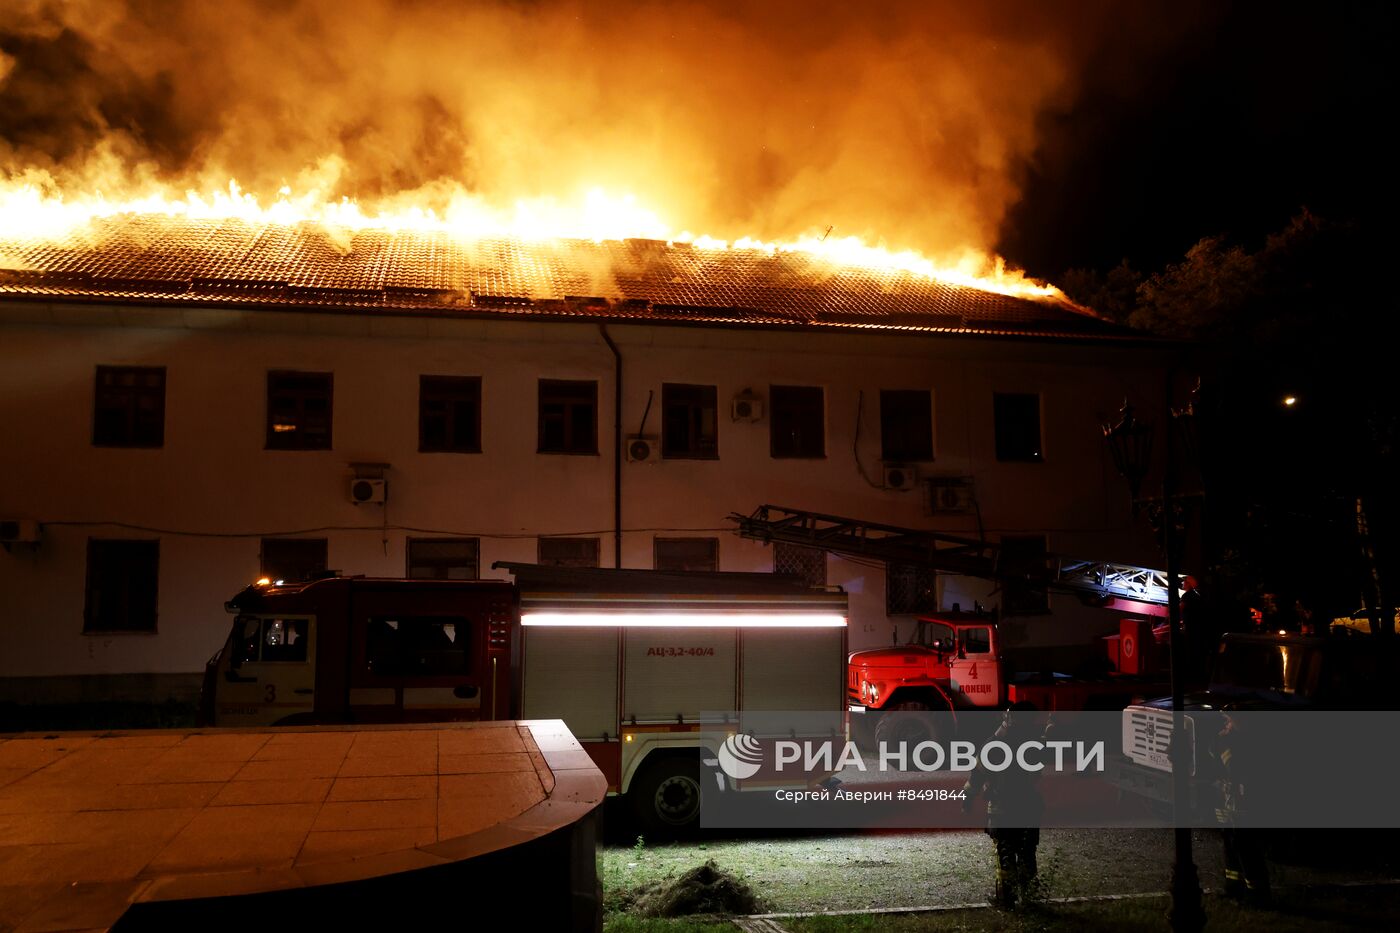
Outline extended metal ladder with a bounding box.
[729,504,1172,610]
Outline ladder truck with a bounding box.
[730,505,1177,739]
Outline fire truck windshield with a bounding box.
[913,620,955,652]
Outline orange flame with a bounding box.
[0,175,1067,302]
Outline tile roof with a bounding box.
[0,215,1130,339]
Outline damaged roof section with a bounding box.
[0,215,1132,338]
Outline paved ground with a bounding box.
[0,721,594,931]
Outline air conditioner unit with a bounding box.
[882,464,917,491]
[626,435,659,463]
[731,392,764,423]
[0,519,41,545]
[927,476,976,514]
[349,478,387,505]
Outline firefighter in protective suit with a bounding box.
[1213,711,1271,905]
[961,703,1053,908]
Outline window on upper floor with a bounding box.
[84,539,159,633]
[266,371,333,450]
[538,536,601,568]
[419,375,482,453]
[994,392,1043,462]
[770,385,825,458]
[407,538,480,580]
[93,366,165,448]
[655,537,719,573]
[538,380,598,454]
[662,383,719,459]
[774,541,827,588]
[260,537,328,584]
[879,390,934,462]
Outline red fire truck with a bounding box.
[203,562,847,833]
[731,505,1176,740]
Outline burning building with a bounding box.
[0,214,1172,707]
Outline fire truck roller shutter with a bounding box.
[741,627,844,712]
[523,626,619,742]
[624,627,737,723]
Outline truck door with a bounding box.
[349,589,494,722]
[219,614,317,725]
[948,624,1000,708]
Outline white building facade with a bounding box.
[0,225,1174,704]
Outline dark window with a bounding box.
[538,537,601,568]
[260,538,328,583]
[960,626,993,655]
[886,562,938,615]
[774,542,827,588]
[538,380,597,454]
[1001,535,1050,615]
[994,393,1043,462]
[419,376,481,453]
[655,537,719,572]
[235,618,310,663]
[407,538,479,580]
[266,371,333,450]
[84,539,159,633]
[880,390,933,461]
[662,384,719,459]
[93,366,165,447]
[770,385,825,458]
[366,616,471,677]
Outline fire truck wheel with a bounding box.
[630,755,702,837]
[873,699,950,749]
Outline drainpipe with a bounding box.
[599,324,623,568]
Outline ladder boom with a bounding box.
[730,504,1172,607]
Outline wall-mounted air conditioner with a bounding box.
[626,435,659,463]
[731,390,764,423]
[0,519,41,547]
[882,464,917,491]
[349,478,387,505]
[926,476,976,513]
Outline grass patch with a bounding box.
[786,887,1400,932]
[603,919,734,933]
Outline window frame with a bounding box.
[265,370,334,450]
[774,541,827,588]
[538,536,602,568]
[1000,534,1051,616]
[993,392,1044,463]
[260,537,329,584]
[92,365,166,448]
[419,375,482,453]
[406,537,481,580]
[537,379,599,455]
[770,385,826,459]
[886,562,939,616]
[879,389,934,462]
[83,539,160,634]
[661,383,720,460]
[654,537,719,573]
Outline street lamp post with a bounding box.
[1103,396,1206,933]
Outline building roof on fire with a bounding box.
[0,215,1137,339]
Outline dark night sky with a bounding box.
[1000,1,1392,279]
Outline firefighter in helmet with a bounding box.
[962,702,1053,907]
[1213,709,1271,905]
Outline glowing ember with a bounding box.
[0,177,1066,302]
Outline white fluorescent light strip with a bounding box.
[521,612,847,628]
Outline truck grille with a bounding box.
[1123,708,1175,773]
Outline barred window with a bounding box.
[260,538,328,583]
[774,542,827,588]
[654,537,718,572]
[1000,535,1050,615]
[886,563,938,615]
